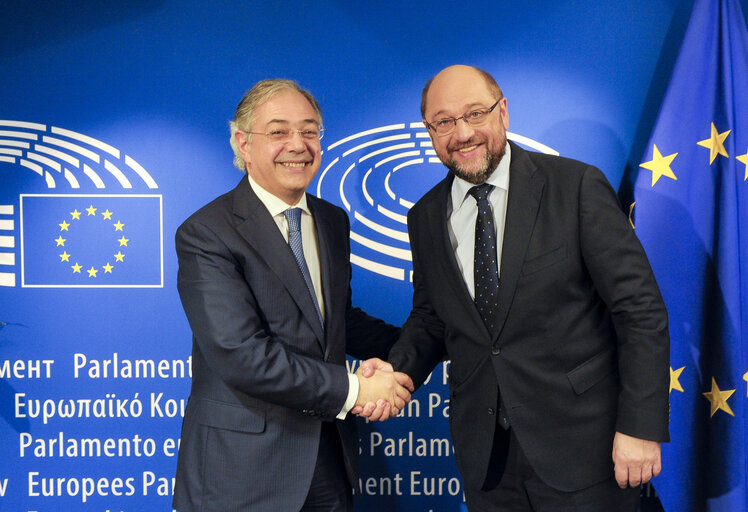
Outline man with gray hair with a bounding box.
[172,79,412,512]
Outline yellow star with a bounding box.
[736,148,748,181]
[102,209,114,220]
[103,262,114,273]
[87,267,98,278]
[70,209,82,220]
[702,377,735,417]
[744,371,748,397]
[670,366,685,393]
[640,144,678,187]
[114,251,125,262]
[71,262,82,273]
[54,236,66,246]
[113,220,125,231]
[118,236,129,247]
[86,205,97,216]
[697,123,730,164]
[59,220,70,231]
[59,251,70,262]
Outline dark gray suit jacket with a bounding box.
[172,178,399,512]
[389,142,670,493]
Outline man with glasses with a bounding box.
[363,65,670,511]
[172,79,412,512]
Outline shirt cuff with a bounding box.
[336,373,359,420]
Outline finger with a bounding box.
[393,396,405,411]
[640,463,653,484]
[369,399,388,421]
[368,407,382,421]
[628,466,642,488]
[394,372,415,392]
[360,360,376,378]
[652,458,662,478]
[394,386,411,403]
[360,401,377,418]
[375,401,391,422]
[614,466,629,489]
[375,360,394,372]
[351,405,363,415]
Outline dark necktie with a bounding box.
[284,208,324,328]
[469,184,510,429]
[469,184,499,332]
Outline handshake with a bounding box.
[352,358,414,421]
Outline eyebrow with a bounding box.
[265,118,319,126]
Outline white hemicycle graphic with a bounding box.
[0,120,158,190]
[317,122,557,282]
[0,120,162,288]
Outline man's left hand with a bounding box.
[612,432,662,488]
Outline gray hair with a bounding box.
[229,79,323,172]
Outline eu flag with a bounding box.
[20,194,163,288]
[632,0,748,510]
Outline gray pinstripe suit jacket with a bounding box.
[172,178,399,512]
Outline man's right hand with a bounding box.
[354,366,412,421]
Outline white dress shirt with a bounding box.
[246,174,358,418]
[447,142,511,298]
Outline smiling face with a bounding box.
[235,90,322,205]
[423,65,509,184]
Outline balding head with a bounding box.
[420,65,503,119]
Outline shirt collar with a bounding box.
[246,173,310,217]
[451,141,511,209]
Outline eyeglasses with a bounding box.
[425,98,502,136]
[246,127,324,142]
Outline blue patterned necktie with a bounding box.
[469,184,499,332]
[284,208,324,328]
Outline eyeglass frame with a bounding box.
[243,126,325,142]
[424,98,503,136]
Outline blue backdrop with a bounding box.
[2,1,746,510]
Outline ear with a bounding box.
[498,98,509,130]
[235,130,252,167]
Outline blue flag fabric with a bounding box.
[20,194,163,287]
[632,0,748,510]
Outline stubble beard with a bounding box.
[446,139,506,185]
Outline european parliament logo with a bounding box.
[0,120,163,288]
[316,122,557,282]
[19,195,163,288]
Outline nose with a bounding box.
[286,130,307,151]
[452,118,475,140]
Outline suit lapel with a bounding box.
[308,196,337,357]
[427,176,492,341]
[231,180,326,346]
[494,143,545,342]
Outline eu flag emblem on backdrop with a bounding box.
[632,0,748,510]
[20,194,163,288]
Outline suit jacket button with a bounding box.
[491,346,501,355]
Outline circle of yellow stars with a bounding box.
[55,205,129,278]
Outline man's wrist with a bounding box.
[336,373,360,420]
